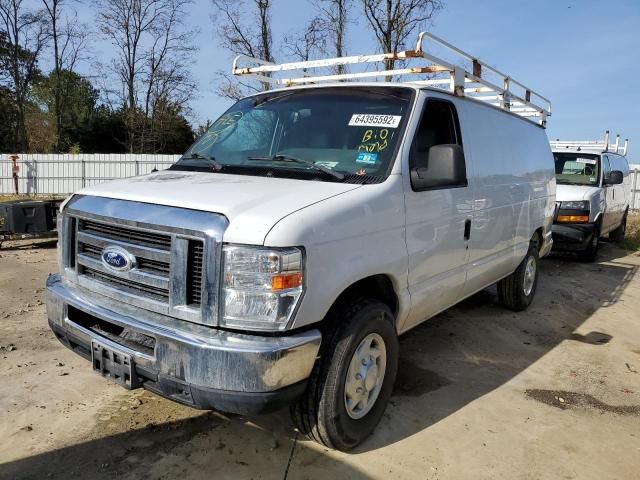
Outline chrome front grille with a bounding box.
[82,267,170,300]
[80,219,171,250]
[76,219,173,302]
[187,241,204,305]
[59,196,227,326]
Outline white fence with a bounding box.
[1,154,640,209]
[631,169,640,211]
[0,154,180,196]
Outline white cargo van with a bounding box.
[47,33,556,450]
[550,132,631,261]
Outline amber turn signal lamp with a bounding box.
[557,214,589,223]
[271,273,303,291]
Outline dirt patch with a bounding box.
[525,389,640,416]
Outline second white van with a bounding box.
[551,132,631,261]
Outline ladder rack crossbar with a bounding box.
[551,131,630,156]
[232,31,552,126]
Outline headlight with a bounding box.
[560,200,589,210]
[557,200,590,223]
[221,245,304,331]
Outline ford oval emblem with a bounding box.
[101,246,136,273]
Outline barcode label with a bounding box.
[348,114,402,128]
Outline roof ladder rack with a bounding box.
[550,130,630,156]
[232,31,552,127]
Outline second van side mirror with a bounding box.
[411,144,467,190]
[605,170,624,185]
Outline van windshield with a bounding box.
[553,152,600,186]
[173,87,414,183]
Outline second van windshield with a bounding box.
[554,152,600,186]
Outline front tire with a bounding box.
[290,298,399,451]
[498,238,539,311]
[579,226,600,262]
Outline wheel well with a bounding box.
[533,228,543,252]
[327,275,399,320]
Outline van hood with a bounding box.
[75,170,361,244]
[555,183,602,203]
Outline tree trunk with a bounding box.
[51,3,62,151]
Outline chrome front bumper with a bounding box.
[46,274,321,413]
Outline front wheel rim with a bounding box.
[523,256,536,296]
[344,333,387,420]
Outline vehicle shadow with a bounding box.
[0,244,637,479]
[356,242,637,451]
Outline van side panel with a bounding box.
[460,101,555,297]
[399,92,474,332]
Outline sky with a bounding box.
[70,0,640,164]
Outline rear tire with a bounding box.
[609,212,627,243]
[498,238,539,311]
[290,298,399,452]
[578,226,600,262]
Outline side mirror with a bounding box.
[606,170,624,185]
[411,144,467,190]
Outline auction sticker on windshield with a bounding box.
[576,158,597,164]
[349,114,402,128]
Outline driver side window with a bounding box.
[410,99,466,190]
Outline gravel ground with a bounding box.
[0,238,639,479]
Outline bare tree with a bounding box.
[362,0,442,78]
[211,0,274,99]
[315,0,349,73]
[283,17,326,63]
[42,0,89,151]
[96,0,196,152]
[0,0,49,151]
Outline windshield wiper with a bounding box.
[247,154,345,181]
[180,152,224,171]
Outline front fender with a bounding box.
[264,176,410,331]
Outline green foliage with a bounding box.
[0,86,17,152]
[80,106,128,153]
[68,143,81,154]
[0,31,44,152]
[2,34,194,155]
[32,70,100,152]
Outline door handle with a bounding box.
[464,219,471,240]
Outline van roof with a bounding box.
[232,32,552,127]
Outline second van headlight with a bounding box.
[560,200,589,210]
[221,245,304,331]
[557,200,590,223]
